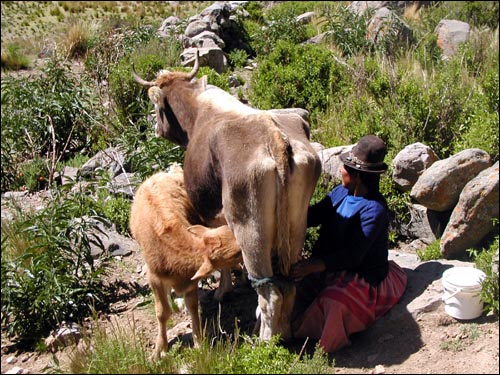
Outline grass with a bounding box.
[54,314,333,374]
[439,323,482,352]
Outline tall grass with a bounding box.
[56,315,333,374]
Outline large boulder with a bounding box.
[392,142,439,192]
[410,148,491,212]
[435,19,471,59]
[440,161,499,259]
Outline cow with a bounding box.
[133,50,322,342]
[129,163,242,359]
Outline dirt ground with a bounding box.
[1,237,498,374]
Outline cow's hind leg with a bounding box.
[257,283,292,341]
[148,274,172,360]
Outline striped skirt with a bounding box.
[292,260,407,353]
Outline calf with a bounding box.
[129,163,242,359]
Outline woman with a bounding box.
[291,134,407,352]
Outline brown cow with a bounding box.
[133,51,322,341]
[129,163,242,359]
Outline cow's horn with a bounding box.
[186,49,200,80]
[132,65,155,88]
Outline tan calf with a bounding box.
[129,163,241,359]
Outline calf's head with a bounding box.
[188,225,242,281]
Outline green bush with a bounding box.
[113,115,185,181]
[319,4,374,58]
[417,239,442,261]
[250,40,341,119]
[474,237,499,318]
[181,334,332,374]
[18,157,50,192]
[228,48,249,68]
[1,183,111,347]
[248,5,312,56]
[108,54,164,125]
[101,195,131,235]
[1,57,105,192]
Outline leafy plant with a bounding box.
[417,239,442,261]
[101,195,132,236]
[228,48,249,68]
[469,233,499,318]
[1,57,105,192]
[1,182,111,347]
[249,5,312,56]
[319,4,374,58]
[250,40,340,119]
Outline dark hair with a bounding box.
[344,164,386,205]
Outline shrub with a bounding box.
[1,57,105,192]
[108,53,164,124]
[319,4,374,58]
[417,239,442,261]
[469,231,499,318]
[228,48,249,68]
[1,183,111,347]
[101,195,131,235]
[249,5,312,56]
[250,40,340,119]
[115,118,185,180]
[61,19,96,59]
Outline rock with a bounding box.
[440,161,499,259]
[410,148,491,211]
[392,142,439,192]
[435,19,471,59]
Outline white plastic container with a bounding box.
[442,267,486,320]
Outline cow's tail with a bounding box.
[269,125,292,277]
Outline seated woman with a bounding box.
[291,134,407,353]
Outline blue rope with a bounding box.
[248,274,294,291]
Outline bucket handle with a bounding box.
[442,288,481,301]
[442,290,460,301]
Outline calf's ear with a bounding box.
[188,225,222,250]
[187,225,207,237]
[191,255,214,280]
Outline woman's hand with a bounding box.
[290,258,326,281]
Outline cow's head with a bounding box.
[132,50,202,146]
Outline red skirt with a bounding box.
[292,260,407,352]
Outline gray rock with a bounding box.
[440,161,499,259]
[410,148,491,212]
[392,142,439,192]
[435,19,471,59]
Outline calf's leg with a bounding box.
[184,288,201,348]
[148,274,172,359]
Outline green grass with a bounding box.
[55,316,333,374]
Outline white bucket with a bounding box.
[442,267,486,320]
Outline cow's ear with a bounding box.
[191,255,214,280]
[148,86,163,106]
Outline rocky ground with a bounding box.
[1,193,499,374]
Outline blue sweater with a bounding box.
[307,185,389,286]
